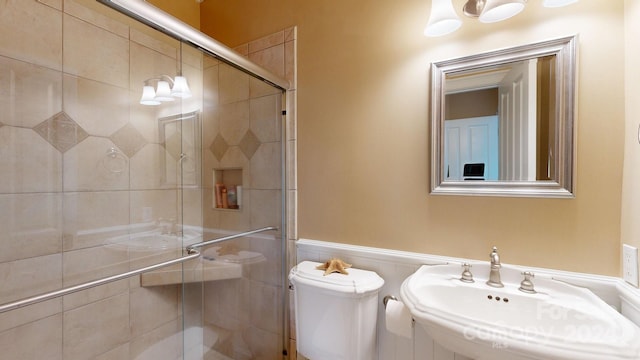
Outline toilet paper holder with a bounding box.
[383,295,398,308]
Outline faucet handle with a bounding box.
[460,263,474,283]
[519,271,536,294]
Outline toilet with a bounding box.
[289,260,385,360]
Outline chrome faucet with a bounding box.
[486,246,504,288]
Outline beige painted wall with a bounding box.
[622,0,640,278]
[200,0,626,275]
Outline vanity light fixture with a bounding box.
[139,75,192,105]
[425,0,579,37]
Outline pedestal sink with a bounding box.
[400,262,640,360]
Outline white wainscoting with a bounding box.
[294,238,640,360]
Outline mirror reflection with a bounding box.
[159,111,201,187]
[443,56,555,182]
[431,36,577,197]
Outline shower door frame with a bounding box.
[95,1,292,358]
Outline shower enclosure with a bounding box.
[0,0,291,359]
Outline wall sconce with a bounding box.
[425,0,579,37]
[140,75,192,105]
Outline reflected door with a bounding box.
[498,59,537,181]
[444,116,499,181]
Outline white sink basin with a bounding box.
[400,263,640,360]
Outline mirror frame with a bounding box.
[430,35,578,198]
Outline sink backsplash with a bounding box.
[293,239,640,360]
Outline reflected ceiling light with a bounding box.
[139,74,192,106]
[425,0,579,37]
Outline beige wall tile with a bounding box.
[250,76,283,99]
[183,188,203,228]
[0,193,61,263]
[63,14,129,88]
[284,27,296,42]
[0,127,62,193]
[63,137,130,191]
[62,191,129,251]
[286,89,297,141]
[130,318,182,360]
[130,285,180,338]
[0,298,61,333]
[63,74,130,137]
[248,234,282,286]
[182,42,203,70]
[250,282,281,333]
[248,44,285,78]
[285,40,296,87]
[62,279,129,311]
[233,44,249,57]
[249,190,282,230]
[130,28,178,60]
[219,100,250,145]
[250,94,281,143]
[110,123,148,158]
[94,343,130,360]
[287,189,298,240]
[0,56,63,128]
[129,41,178,94]
[287,140,297,189]
[38,0,62,10]
[0,0,62,70]
[130,143,178,189]
[246,325,280,359]
[130,189,178,224]
[63,293,130,360]
[62,246,129,287]
[218,65,250,105]
[250,142,282,190]
[64,0,129,39]
[129,92,165,145]
[0,314,63,360]
[0,254,62,304]
[248,31,284,54]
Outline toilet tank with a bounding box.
[289,261,385,360]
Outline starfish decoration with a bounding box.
[316,258,352,276]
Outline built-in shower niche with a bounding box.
[213,168,243,211]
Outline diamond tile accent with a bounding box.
[33,111,89,153]
[210,134,229,161]
[110,123,147,158]
[239,130,261,160]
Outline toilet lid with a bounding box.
[289,261,384,295]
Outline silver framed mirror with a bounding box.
[430,35,577,198]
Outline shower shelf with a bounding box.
[213,168,243,211]
[141,259,242,286]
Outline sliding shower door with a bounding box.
[0,0,286,359]
[193,53,287,359]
